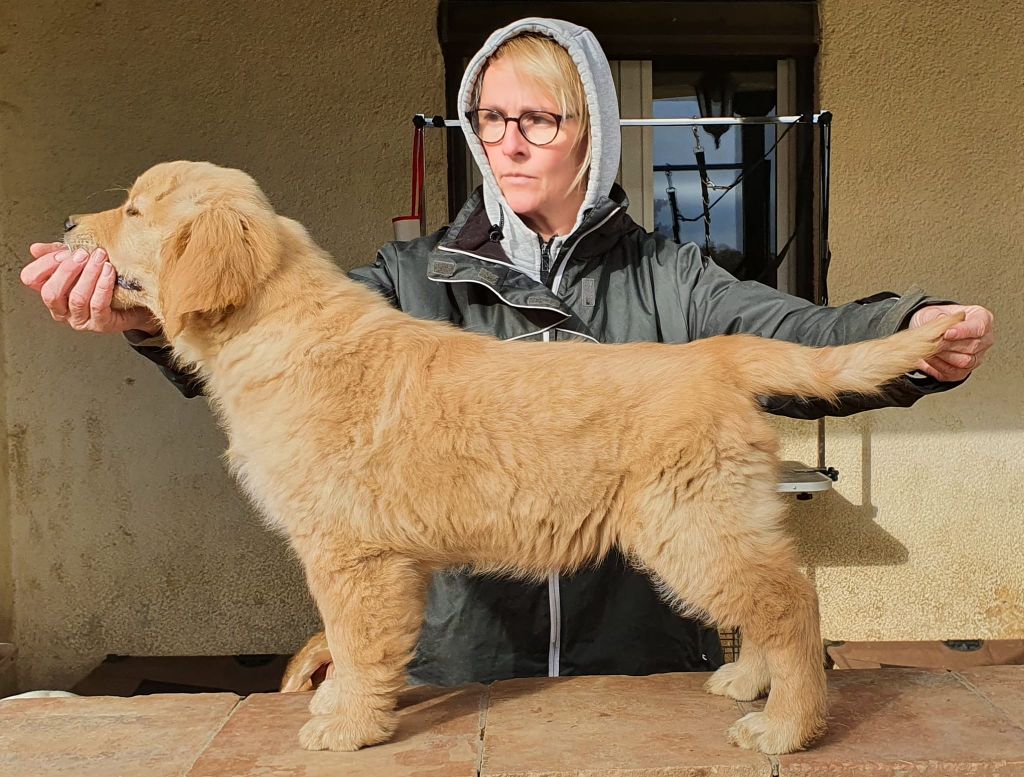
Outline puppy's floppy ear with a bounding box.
[159,199,279,338]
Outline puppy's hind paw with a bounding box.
[704,661,769,702]
[727,710,824,755]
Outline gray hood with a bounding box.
[457,18,621,282]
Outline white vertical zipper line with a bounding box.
[466,207,618,678]
[542,206,619,677]
[547,571,561,677]
[542,326,562,678]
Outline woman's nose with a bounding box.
[500,124,529,156]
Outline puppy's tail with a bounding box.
[729,312,963,402]
[280,631,332,693]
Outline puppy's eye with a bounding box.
[125,205,141,217]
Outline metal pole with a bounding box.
[416,112,832,128]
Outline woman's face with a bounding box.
[477,58,586,230]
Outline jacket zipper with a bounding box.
[462,208,620,677]
[541,206,621,677]
[547,566,562,678]
[542,233,560,677]
[543,326,562,678]
[549,206,622,295]
[540,235,556,286]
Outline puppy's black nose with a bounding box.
[64,216,77,232]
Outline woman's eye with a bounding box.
[524,113,555,128]
[126,206,140,217]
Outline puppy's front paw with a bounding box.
[728,711,771,751]
[704,661,769,701]
[298,711,396,752]
[299,714,365,752]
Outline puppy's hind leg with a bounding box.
[723,569,826,756]
[626,489,826,755]
[296,548,429,752]
[704,635,770,702]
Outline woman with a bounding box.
[22,18,993,687]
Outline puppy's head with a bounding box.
[64,160,280,338]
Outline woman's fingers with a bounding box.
[88,262,118,332]
[25,242,143,334]
[919,354,971,383]
[67,249,108,329]
[29,242,65,259]
[936,332,995,359]
[40,248,90,320]
[21,247,69,290]
[933,351,976,370]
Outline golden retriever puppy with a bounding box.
[64,161,960,755]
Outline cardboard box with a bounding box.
[827,640,1024,670]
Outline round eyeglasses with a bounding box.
[466,109,564,146]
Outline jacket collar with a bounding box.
[426,186,635,340]
[439,183,633,266]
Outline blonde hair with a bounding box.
[473,32,592,195]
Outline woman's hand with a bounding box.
[21,242,160,335]
[909,304,995,382]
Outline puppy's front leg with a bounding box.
[297,549,428,752]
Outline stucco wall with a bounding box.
[794,1,1023,641]
[0,0,446,690]
[0,250,11,697]
[0,1,1020,692]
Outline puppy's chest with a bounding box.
[224,424,365,532]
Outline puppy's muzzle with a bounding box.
[61,217,143,292]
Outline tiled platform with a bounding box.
[2,667,1023,776]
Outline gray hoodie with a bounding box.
[458,17,622,282]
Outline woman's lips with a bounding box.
[502,174,535,184]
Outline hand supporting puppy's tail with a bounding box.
[731,312,964,402]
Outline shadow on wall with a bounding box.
[788,421,908,569]
[790,493,908,568]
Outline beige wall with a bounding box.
[0,0,446,690]
[790,0,1023,641]
[0,241,11,696]
[0,1,1020,692]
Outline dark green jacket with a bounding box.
[130,185,956,685]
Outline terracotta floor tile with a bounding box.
[479,672,772,777]
[188,685,485,777]
[957,665,1024,728]
[0,693,239,777]
[6,669,1023,776]
[770,668,1024,775]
